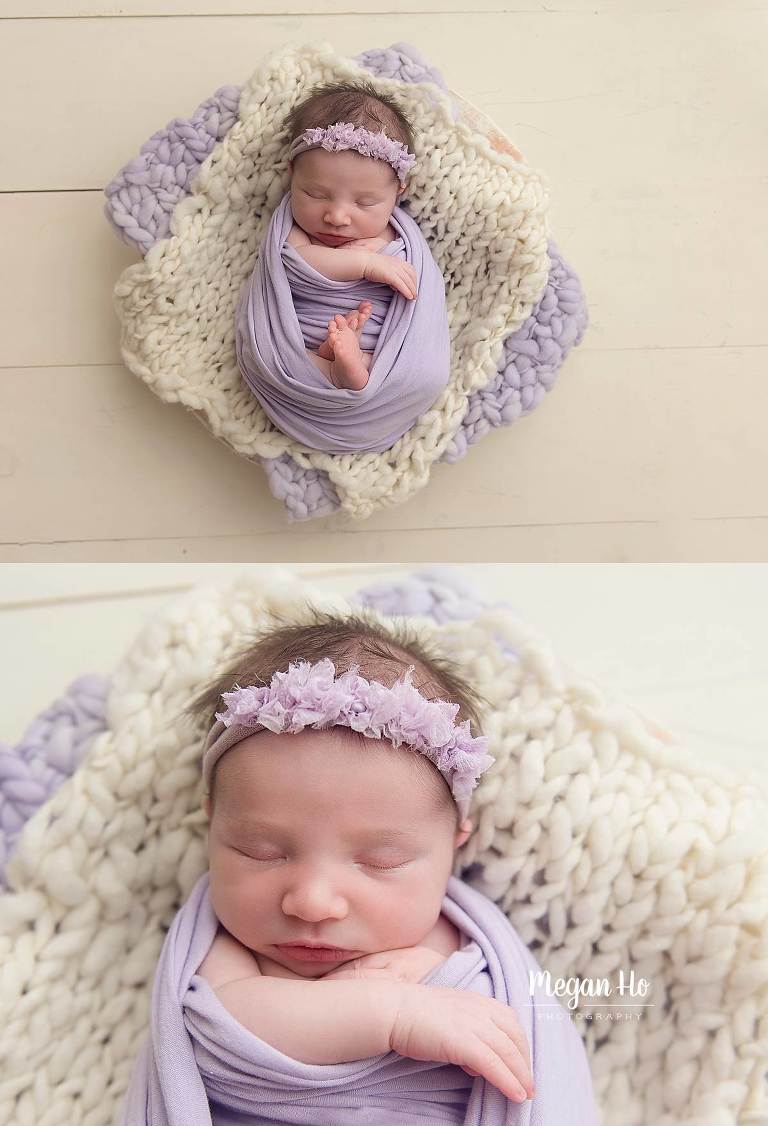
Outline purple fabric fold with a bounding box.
[234,193,451,453]
[118,871,598,1125]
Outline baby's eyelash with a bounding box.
[302,190,377,206]
[235,850,406,872]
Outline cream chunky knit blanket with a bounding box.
[1,573,767,1125]
[112,41,551,520]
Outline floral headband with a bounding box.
[287,122,417,185]
[201,658,493,820]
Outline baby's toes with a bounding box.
[346,311,359,330]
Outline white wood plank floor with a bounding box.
[1,564,766,789]
[1,2,766,561]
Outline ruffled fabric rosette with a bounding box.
[288,122,418,183]
[203,658,494,819]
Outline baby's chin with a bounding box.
[256,949,360,981]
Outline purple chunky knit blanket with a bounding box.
[118,870,598,1125]
[235,193,450,452]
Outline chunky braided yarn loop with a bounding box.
[111,41,551,520]
[104,87,241,256]
[0,572,766,1126]
[0,676,110,891]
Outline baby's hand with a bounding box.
[323,945,446,984]
[362,253,418,300]
[390,983,535,1104]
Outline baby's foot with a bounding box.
[326,314,370,390]
[347,300,373,341]
[317,301,373,360]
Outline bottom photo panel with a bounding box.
[1,563,766,1126]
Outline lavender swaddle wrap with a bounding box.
[119,871,598,1126]
[234,193,451,453]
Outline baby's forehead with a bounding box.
[293,147,395,189]
[216,738,440,825]
[218,808,427,843]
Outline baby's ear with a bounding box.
[454,818,473,849]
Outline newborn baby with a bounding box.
[235,80,453,453]
[119,620,600,1124]
[279,82,421,392]
[193,652,536,1102]
[285,137,418,390]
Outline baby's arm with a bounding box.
[286,223,416,298]
[214,976,400,1064]
[215,974,535,1102]
[295,243,372,282]
[286,222,369,281]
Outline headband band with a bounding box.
[202,658,493,820]
[287,122,417,185]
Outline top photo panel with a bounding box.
[1,3,765,562]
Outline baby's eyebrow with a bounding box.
[227,818,419,844]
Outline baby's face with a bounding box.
[203,726,469,980]
[288,147,406,246]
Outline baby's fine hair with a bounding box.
[189,607,486,828]
[279,79,417,174]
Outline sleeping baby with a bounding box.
[282,84,419,392]
[119,612,600,1125]
[234,80,453,453]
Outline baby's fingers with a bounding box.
[394,278,417,299]
[475,1016,533,1095]
[467,1033,534,1104]
[397,264,418,296]
[493,1010,531,1074]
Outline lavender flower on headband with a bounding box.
[288,122,417,184]
[207,658,494,819]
